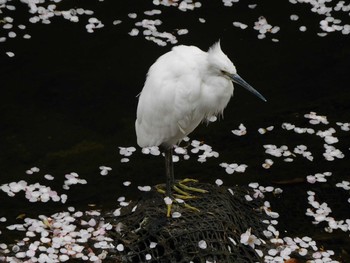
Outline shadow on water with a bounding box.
[0,0,350,261]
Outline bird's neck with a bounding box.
[198,76,233,118]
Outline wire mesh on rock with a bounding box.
[106,183,269,263]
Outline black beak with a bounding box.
[230,74,267,102]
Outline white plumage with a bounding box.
[136,42,240,148]
[135,41,266,196]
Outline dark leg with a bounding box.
[164,147,174,196]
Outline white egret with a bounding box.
[135,41,266,198]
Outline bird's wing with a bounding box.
[136,47,205,147]
[173,73,203,136]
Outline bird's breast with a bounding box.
[198,77,234,117]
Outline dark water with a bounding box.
[1,0,350,261]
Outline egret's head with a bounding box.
[207,41,267,102]
[207,41,237,77]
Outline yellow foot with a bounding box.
[177,178,208,194]
[164,197,200,217]
[156,178,208,217]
